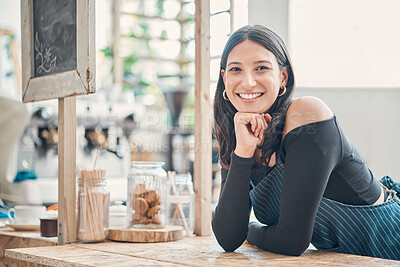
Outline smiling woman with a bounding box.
[221,40,287,114]
[214,25,294,168]
[211,25,400,260]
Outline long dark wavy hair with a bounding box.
[214,25,295,168]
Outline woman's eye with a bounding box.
[256,66,269,71]
[229,67,241,72]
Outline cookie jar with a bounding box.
[127,161,168,229]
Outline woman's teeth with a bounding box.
[238,93,263,99]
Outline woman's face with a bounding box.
[221,39,288,114]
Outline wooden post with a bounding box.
[112,0,122,85]
[194,0,211,236]
[58,96,77,244]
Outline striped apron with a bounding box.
[249,163,400,260]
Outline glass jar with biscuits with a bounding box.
[127,161,168,229]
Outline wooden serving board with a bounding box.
[107,225,183,243]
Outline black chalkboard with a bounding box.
[33,0,77,78]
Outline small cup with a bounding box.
[40,218,58,237]
[7,205,46,225]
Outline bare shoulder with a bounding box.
[283,96,334,138]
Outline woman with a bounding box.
[212,24,400,260]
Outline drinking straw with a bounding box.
[93,149,100,169]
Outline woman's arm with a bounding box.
[212,112,271,252]
[212,152,254,252]
[247,97,340,256]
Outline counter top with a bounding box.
[5,235,400,266]
[0,226,57,266]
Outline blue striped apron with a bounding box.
[249,163,400,260]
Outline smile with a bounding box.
[237,93,264,100]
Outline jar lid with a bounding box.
[174,173,192,183]
[40,210,58,219]
[131,161,165,168]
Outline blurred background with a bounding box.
[0,0,398,207]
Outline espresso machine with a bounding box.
[159,74,194,174]
[1,89,143,204]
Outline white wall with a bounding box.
[248,0,289,44]
[289,0,400,88]
[249,0,400,181]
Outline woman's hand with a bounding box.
[233,112,272,158]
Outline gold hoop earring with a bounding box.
[278,87,286,97]
[223,90,230,101]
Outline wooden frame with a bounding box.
[194,0,211,236]
[21,0,95,103]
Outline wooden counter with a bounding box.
[5,235,400,266]
[0,226,57,267]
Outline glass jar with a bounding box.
[127,161,168,229]
[77,169,110,242]
[167,173,195,236]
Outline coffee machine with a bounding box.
[159,74,194,174]
[1,90,143,204]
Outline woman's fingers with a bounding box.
[258,114,271,139]
[235,112,271,139]
[252,115,258,137]
[250,116,257,132]
[255,115,264,139]
[261,115,268,138]
[264,113,272,123]
[249,114,270,139]
[262,115,269,129]
[248,114,261,138]
[233,112,271,158]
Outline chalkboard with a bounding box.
[33,0,77,78]
[21,0,95,103]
